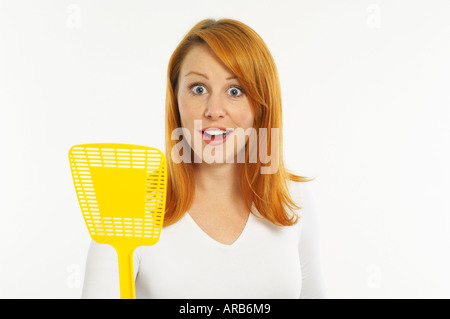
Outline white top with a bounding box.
[81,181,327,299]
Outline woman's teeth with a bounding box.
[205,130,225,136]
[202,130,231,139]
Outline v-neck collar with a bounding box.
[184,211,253,248]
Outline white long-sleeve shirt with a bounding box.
[81,181,327,299]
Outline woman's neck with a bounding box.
[192,162,241,200]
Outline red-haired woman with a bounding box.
[82,18,327,299]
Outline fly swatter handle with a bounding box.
[116,247,136,299]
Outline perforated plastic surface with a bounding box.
[69,143,167,298]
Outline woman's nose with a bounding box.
[204,93,226,120]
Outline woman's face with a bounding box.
[177,44,255,164]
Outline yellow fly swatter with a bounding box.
[69,143,167,299]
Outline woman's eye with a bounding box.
[191,85,207,95]
[228,87,243,97]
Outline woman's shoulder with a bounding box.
[286,179,316,219]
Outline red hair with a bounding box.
[164,18,314,227]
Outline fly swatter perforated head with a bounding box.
[68,143,167,298]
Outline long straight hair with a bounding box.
[164,18,314,227]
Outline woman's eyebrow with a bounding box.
[185,71,208,79]
[184,71,237,81]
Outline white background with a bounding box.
[0,0,449,298]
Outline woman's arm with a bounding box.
[296,182,328,299]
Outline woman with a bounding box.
[82,18,326,299]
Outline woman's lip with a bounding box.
[201,130,233,145]
[202,126,228,131]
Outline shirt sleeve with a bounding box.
[81,240,141,299]
[295,181,328,299]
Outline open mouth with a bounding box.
[201,128,233,145]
